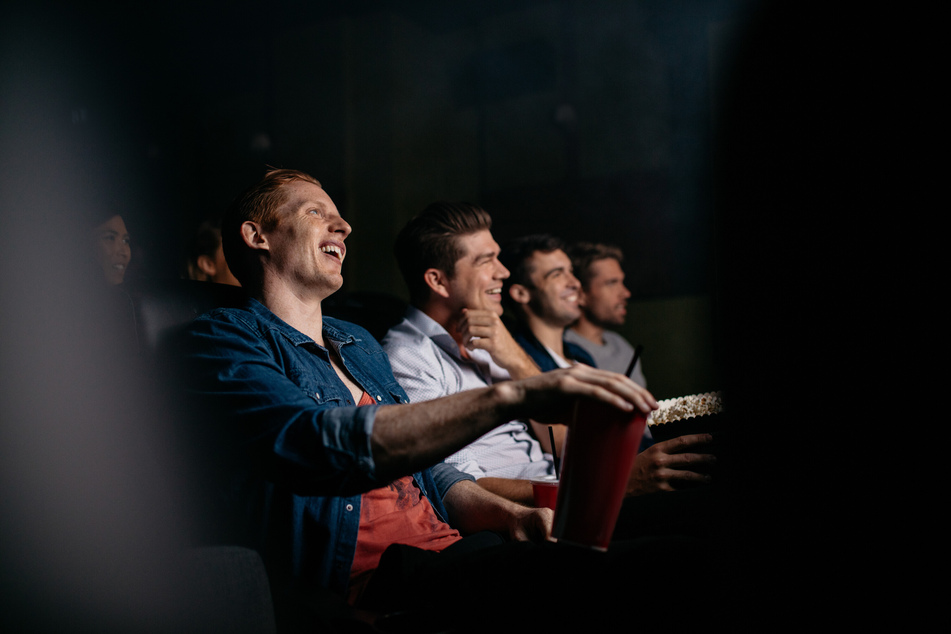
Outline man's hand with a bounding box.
[626,433,716,496]
[506,505,553,543]
[443,480,551,543]
[371,362,654,483]
[502,363,659,426]
[456,308,539,379]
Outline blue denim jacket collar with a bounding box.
[244,296,356,347]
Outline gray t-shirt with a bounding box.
[564,328,647,388]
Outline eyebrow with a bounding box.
[542,265,568,279]
[472,250,497,262]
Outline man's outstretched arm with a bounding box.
[370,363,658,484]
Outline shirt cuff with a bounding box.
[431,461,475,499]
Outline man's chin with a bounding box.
[476,297,504,315]
[588,314,625,330]
[318,275,345,298]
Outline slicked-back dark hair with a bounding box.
[394,202,492,305]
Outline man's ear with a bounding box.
[196,254,217,277]
[577,287,589,308]
[423,268,451,299]
[240,221,268,252]
[508,283,532,305]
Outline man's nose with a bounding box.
[495,260,510,279]
[333,217,352,239]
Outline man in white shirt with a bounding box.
[383,203,558,504]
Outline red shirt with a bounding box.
[348,391,461,603]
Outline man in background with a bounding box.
[498,234,595,372]
[184,220,240,286]
[564,242,645,387]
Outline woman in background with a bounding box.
[93,213,132,286]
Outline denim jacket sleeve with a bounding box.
[181,306,392,497]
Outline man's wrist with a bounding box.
[490,381,525,419]
[499,350,540,380]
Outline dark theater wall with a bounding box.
[99,0,752,398]
[37,0,747,291]
[2,0,754,400]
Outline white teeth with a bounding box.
[487,288,501,294]
[320,245,343,259]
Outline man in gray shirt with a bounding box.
[564,242,647,387]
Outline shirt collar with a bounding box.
[404,304,501,368]
[403,306,508,382]
[403,306,460,360]
[244,297,356,348]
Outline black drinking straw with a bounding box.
[548,426,560,475]
[625,344,643,378]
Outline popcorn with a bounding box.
[647,391,723,427]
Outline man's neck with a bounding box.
[524,313,567,358]
[418,300,469,356]
[570,316,605,346]
[254,277,326,345]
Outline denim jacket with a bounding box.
[180,298,472,596]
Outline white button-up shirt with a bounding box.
[382,306,554,480]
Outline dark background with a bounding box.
[63,0,748,300]
[4,0,757,400]
[8,1,918,631]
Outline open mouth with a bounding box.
[320,244,345,262]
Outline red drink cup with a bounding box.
[551,400,647,551]
[530,475,559,510]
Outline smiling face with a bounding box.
[93,214,131,285]
[579,257,631,328]
[524,249,582,327]
[259,180,351,298]
[444,229,510,315]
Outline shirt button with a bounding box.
[314,392,320,398]
[376,395,382,401]
[345,504,354,512]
